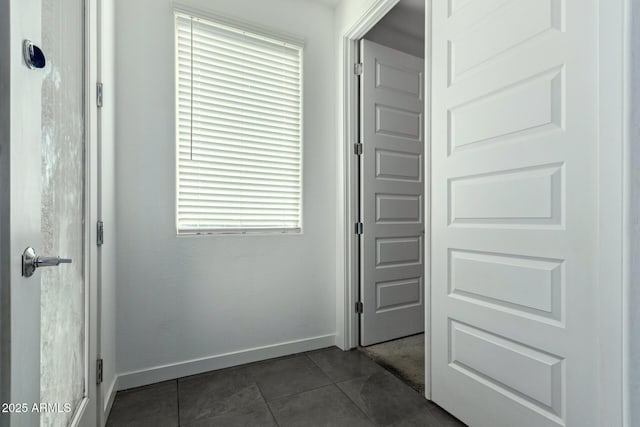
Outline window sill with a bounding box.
[177,228,302,236]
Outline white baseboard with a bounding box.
[116,334,336,391]
[102,376,118,426]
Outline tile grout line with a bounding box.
[304,352,380,426]
[252,353,337,425]
[267,380,335,404]
[255,381,281,427]
[303,352,334,383]
[257,354,334,403]
[304,352,322,369]
[176,379,181,427]
[334,378,380,426]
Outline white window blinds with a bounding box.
[175,13,303,233]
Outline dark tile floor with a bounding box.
[107,346,466,427]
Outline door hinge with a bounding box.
[355,222,363,235]
[96,82,103,108]
[354,63,363,76]
[354,143,363,155]
[97,220,104,246]
[96,359,103,385]
[355,301,363,314]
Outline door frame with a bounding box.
[0,0,101,425]
[78,0,101,425]
[338,0,631,424]
[66,0,101,423]
[338,0,400,351]
[336,0,430,394]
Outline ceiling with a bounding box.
[375,0,425,40]
[306,0,425,40]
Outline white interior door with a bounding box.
[6,1,43,424]
[431,0,599,426]
[359,39,425,347]
[6,0,96,425]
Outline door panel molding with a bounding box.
[360,40,425,347]
[431,0,628,426]
[338,0,629,420]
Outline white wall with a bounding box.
[99,0,118,421]
[365,24,424,58]
[114,0,337,388]
[336,0,383,32]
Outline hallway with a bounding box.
[106,347,464,426]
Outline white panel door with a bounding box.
[5,0,96,425]
[360,40,425,346]
[6,1,42,424]
[431,0,598,426]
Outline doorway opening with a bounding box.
[353,0,427,396]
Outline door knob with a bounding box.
[22,247,72,278]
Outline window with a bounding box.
[175,12,303,234]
